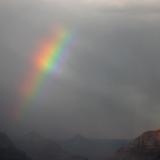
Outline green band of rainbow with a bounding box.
[17,27,75,119]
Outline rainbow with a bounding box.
[16,27,75,118]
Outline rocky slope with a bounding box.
[111,129,160,160]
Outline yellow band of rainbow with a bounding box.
[17,27,75,119]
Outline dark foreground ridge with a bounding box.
[0,132,31,160]
[111,129,160,160]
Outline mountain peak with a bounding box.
[17,132,87,160]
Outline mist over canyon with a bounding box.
[0,0,160,160]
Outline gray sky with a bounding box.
[0,0,160,139]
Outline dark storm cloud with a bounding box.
[0,0,160,139]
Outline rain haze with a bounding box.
[0,0,160,140]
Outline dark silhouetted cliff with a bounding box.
[0,132,31,160]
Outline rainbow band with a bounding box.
[18,27,75,118]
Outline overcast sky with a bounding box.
[0,0,160,139]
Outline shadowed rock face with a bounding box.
[111,129,160,160]
[0,132,31,160]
